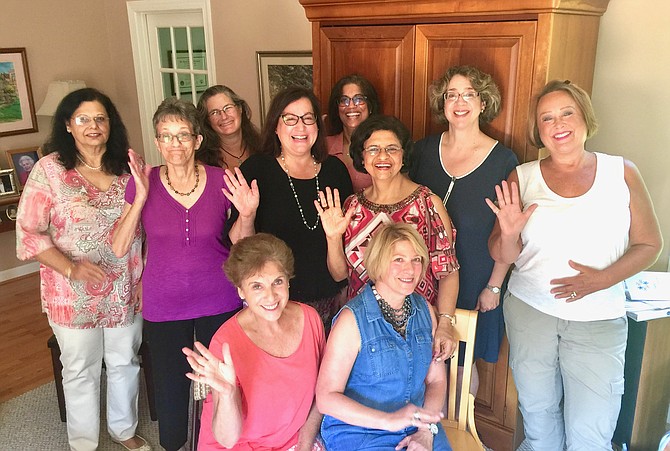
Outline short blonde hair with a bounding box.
[529,80,599,148]
[224,233,294,288]
[364,223,429,283]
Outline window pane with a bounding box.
[191,27,207,70]
[162,73,175,98]
[177,73,192,98]
[174,27,188,54]
[158,28,172,68]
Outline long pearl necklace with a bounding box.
[165,164,200,196]
[77,155,103,171]
[280,152,320,231]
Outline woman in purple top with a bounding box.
[112,98,259,451]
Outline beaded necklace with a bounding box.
[280,152,320,230]
[371,284,412,337]
[165,164,200,196]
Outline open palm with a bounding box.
[183,341,237,396]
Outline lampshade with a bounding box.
[36,80,87,116]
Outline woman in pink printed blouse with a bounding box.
[16,88,151,451]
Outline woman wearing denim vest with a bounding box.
[317,223,451,451]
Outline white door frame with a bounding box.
[127,0,216,165]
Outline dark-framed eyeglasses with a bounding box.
[443,91,480,103]
[363,145,403,157]
[72,115,108,126]
[208,104,237,117]
[280,113,317,126]
[338,95,368,107]
[156,132,197,144]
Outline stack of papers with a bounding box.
[624,271,670,321]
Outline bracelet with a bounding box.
[65,263,74,280]
[438,313,456,326]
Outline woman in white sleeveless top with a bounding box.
[487,80,662,451]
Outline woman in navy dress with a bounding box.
[411,66,518,392]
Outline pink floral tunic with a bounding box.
[16,153,142,329]
[343,185,460,304]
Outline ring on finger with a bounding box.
[413,411,420,420]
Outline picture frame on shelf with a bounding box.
[0,48,38,137]
[0,169,18,197]
[256,51,312,125]
[5,146,41,190]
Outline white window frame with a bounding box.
[127,0,216,166]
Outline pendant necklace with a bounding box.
[371,284,411,337]
[221,145,246,165]
[280,152,320,230]
[165,164,200,196]
[77,155,103,171]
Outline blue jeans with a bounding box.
[322,423,451,451]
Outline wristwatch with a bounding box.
[428,423,439,436]
[486,284,501,294]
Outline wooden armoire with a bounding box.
[298,1,611,449]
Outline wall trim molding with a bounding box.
[0,261,39,284]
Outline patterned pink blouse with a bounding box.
[16,153,143,329]
[343,185,460,304]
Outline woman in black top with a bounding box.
[237,87,353,330]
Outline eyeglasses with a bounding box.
[156,132,197,144]
[443,91,480,103]
[338,95,368,107]
[208,104,237,117]
[72,115,108,126]
[363,145,403,157]
[280,113,317,126]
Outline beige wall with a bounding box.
[210,0,312,127]
[1,0,668,275]
[590,0,670,270]
[0,0,140,274]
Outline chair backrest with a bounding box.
[445,308,478,430]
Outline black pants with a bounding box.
[144,310,239,451]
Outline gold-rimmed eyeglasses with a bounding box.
[156,132,197,144]
[443,91,480,103]
[208,104,237,117]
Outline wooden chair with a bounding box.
[441,308,485,450]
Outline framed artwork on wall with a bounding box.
[5,146,41,190]
[0,48,38,137]
[256,51,313,125]
[0,169,18,197]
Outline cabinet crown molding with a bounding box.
[299,0,610,22]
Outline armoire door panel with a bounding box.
[413,22,536,162]
[318,25,415,128]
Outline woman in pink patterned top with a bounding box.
[16,88,150,451]
[317,115,460,361]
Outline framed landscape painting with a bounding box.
[257,51,313,125]
[0,48,38,137]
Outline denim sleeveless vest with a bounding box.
[321,283,451,451]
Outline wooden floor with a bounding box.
[0,272,53,402]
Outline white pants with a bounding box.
[50,317,143,451]
[504,294,627,451]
